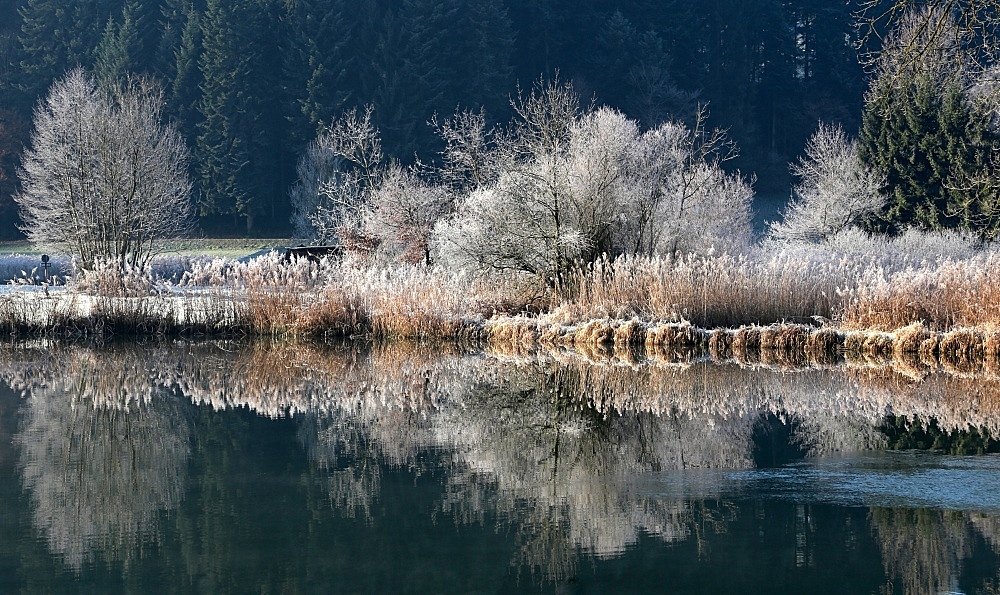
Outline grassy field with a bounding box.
[0,238,289,258]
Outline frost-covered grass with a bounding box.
[2,228,999,350]
[0,253,72,284]
[550,228,1000,331]
[0,252,521,340]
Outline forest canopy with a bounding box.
[0,0,867,238]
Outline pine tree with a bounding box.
[443,0,514,117]
[17,0,117,99]
[196,0,258,228]
[282,0,354,143]
[858,8,1000,234]
[168,3,202,144]
[155,0,187,77]
[196,0,287,233]
[93,2,142,85]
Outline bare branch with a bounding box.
[15,69,192,269]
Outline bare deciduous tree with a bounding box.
[770,123,885,242]
[290,106,386,245]
[642,106,752,256]
[430,108,501,195]
[16,68,192,269]
[362,164,451,265]
[291,106,453,264]
[433,86,755,281]
[289,133,345,241]
[857,0,1000,66]
[433,79,588,280]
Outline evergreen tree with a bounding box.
[785,0,865,145]
[155,0,187,77]
[195,0,289,233]
[391,0,459,156]
[196,0,266,230]
[282,0,354,143]
[356,7,412,157]
[588,11,693,127]
[363,0,514,159]
[858,8,1000,234]
[0,108,30,238]
[0,1,22,107]
[445,0,514,118]
[505,0,600,82]
[17,0,117,99]
[93,2,142,85]
[168,3,202,144]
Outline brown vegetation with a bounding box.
[3,250,1000,380]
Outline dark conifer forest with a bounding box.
[0,0,867,237]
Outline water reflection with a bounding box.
[1,341,1000,589]
[9,346,191,570]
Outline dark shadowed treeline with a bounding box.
[0,0,866,237]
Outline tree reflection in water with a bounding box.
[10,345,191,570]
[2,341,1000,586]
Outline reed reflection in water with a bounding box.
[2,341,1000,590]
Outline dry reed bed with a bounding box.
[550,248,1000,332]
[552,252,848,328]
[5,248,1000,345]
[840,253,1000,330]
[484,317,1000,376]
[0,255,515,340]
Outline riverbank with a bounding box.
[3,286,999,375]
[2,245,999,373]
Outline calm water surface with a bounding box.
[1,341,1000,593]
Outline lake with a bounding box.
[1,340,999,593]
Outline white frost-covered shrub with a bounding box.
[769,123,885,242]
[433,95,754,279]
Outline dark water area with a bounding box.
[1,341,1000,593]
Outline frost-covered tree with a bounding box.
[433,88,754,280]
[770,123,885,242]
[16,68,192,269]
[566,107,636,260]
[433,80,587,280]
[361,164,450,265]
[290,106,451,264]
[431,108,501,195]
[289,132,345,241]
[625,107,753,256]
[290,106,385,245]
[857,0,1000,66]
[294,81,753,276]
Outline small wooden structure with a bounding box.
[283,245,344,262]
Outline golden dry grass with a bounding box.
[613,318,645,346]
[553,253,846,328]
[841,254,1000,331]
[8,245,1000,357]
[708,329,733,360]
[805,327,844,364]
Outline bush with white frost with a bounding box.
[16,68,192,269]
[290,106,385,245]
[431,83,754,280]
[289,107,451,264]
[361,164,452,265]
[287,80,753,281]
[769,123,885,243]
[621,108,753,256]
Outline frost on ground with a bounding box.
[0,227,998,338]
